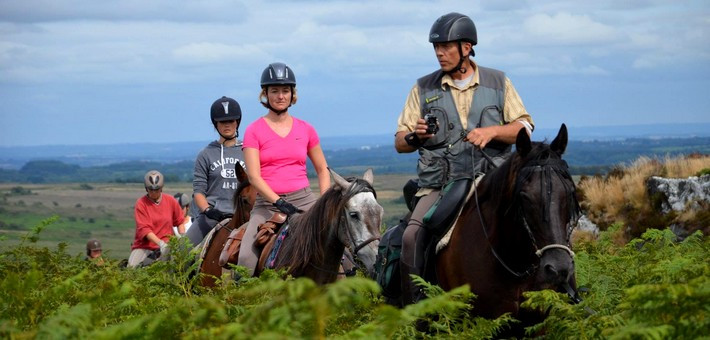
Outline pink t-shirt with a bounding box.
[243,117,320,194]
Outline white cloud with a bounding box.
[523,12,618,45]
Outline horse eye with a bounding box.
[348,212,360,220]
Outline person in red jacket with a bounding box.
[128,170,184,268]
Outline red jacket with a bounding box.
[132,194,183,250]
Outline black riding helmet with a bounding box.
[260,62,296,114]
[429,12,477,73]
[260,62,296,88]
[210,96,241,139]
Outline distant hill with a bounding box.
[0,123,708,180]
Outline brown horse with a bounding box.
[268,168,383,284]
[436,124,580,320]
[198,164,257,287]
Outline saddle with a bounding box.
[218,212,288,270]
[423,178,473,238]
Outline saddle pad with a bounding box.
[198,218,230,263]
[435,179,479,253]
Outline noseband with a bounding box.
[476,157,580,279]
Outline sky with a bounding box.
[0,0,708,147]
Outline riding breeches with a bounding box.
[401,190,440,270]
[237,187,317,277]
[185,213,219,247]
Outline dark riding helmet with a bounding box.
[260,62,296,88]
[429,12,477,57]
[86,238,101,255]
[210,96,242,124]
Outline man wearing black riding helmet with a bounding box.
[185,96,247,247]
[394,12,535,306]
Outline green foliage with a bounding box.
[1,219,707,338]
[522,227,709,339]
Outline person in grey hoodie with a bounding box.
[185,96,246,247]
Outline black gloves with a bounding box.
[273,198,302,216]
[204,207,226,221]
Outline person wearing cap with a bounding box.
[394,13,534,305]
[85,238,104,265]
[236,62,330,277]
[172,192,192,237]
[128,170,184,267]
[185,96,246,247]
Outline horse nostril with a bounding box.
[544,264,558,277]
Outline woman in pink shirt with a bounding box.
[237,62,331,276]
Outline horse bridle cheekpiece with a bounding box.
[310,178,380,276]
[341,178,380,265]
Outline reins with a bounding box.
[472,149,578,279]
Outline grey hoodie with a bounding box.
[193,140,245,214]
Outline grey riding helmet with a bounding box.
[260,62,296,88]
[429,12,477,56]
[173,192,192,208]
[144,170,164,190]
[86,239,102,251]
[210,96,242,124]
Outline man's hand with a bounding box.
[465,126,499,149]
[273,198,302,216]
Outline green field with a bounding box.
[0,175,414,259]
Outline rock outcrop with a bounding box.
[646,175,710,214]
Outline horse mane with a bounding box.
[477,141,560,210]
[275,178,375,276]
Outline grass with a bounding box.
[578,154,710,239]
[0,174,415,259]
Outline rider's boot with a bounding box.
[401,261,426,306]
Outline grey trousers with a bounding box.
[401,190,441,270]
[237,187,317,276]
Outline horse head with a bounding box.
[513,124,579,288]
[231,164,256,226]
[330,168,384,278]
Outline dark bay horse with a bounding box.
[266,168,383,284]
[436,124,581,319]
[198,164,257,287]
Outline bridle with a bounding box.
[310,180,381,276]
[474,155,580,279]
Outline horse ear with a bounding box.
[362,168,374,186]
[550,124,568,156]
[329,167,350,191]
[515,127,532,158]
[236,163,248,183]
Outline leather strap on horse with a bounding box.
[255,212,287,247]
[219,227,245,268]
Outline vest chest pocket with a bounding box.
[478,105,503,128]
[417,151,448,188]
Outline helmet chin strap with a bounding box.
[219,131,237,141]
[446,41,468,75]
[266,102,289,115]
[214,123,238,141]
[263,89,293,115]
